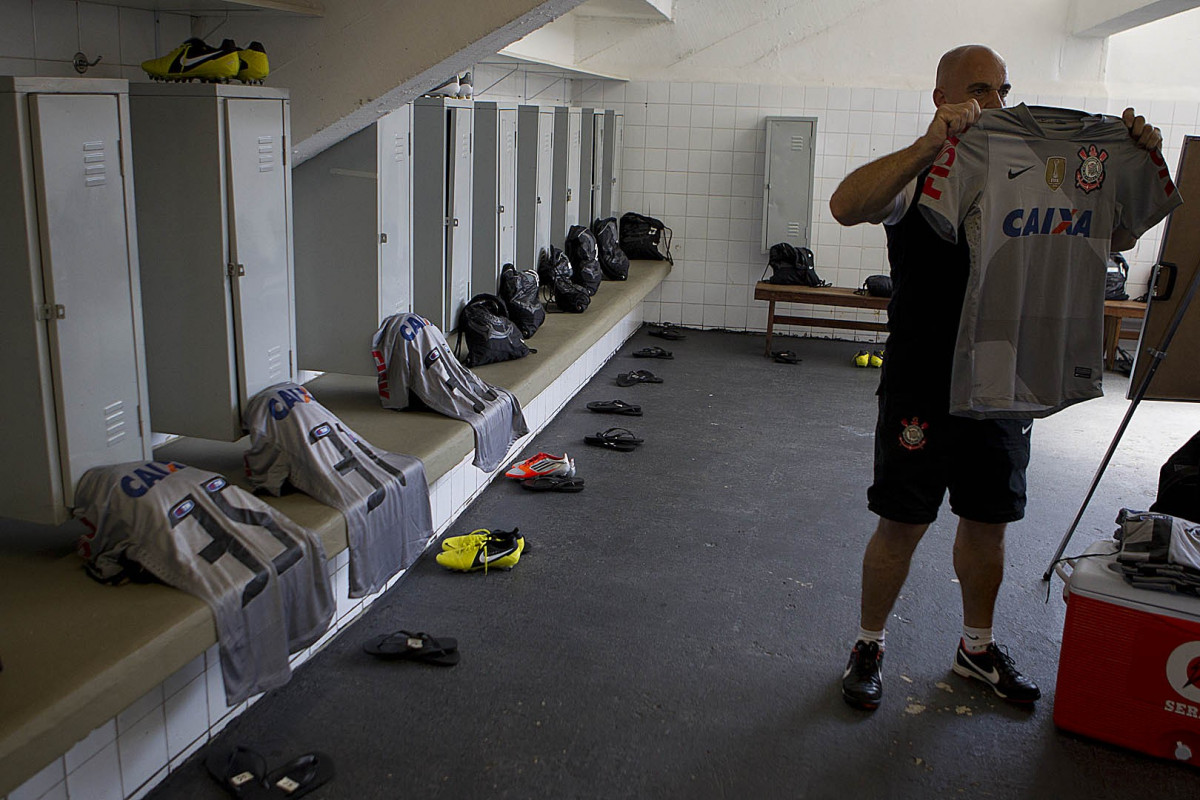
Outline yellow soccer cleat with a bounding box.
[237,41,269,83]
[853,350,870,368]
[436,528,524,572]
[869,349,884,368]
[142,38,239,82]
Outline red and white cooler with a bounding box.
[1055,540,1200,765]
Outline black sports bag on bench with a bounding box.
[763,242,829,287]
[619,212,674,264]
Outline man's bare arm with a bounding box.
[830,100,982,226]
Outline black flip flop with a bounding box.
[264,751,335,799]
[772,350,801,364]
[363,631,460,666]
[521,475,586,492]
[584,427,644,451]
[586,400,643,416]
[206,745,271,799]
[632,347,673,359]
[616,370,663,387]
[648,325,686,340]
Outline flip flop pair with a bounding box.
[648,324,686,341]
[616,369,663,387]
[772,350,801,364]
[363,630,459,666]
[584,427,644,452]
[587,399,642,416]
[520,475,585,492]
[632,346,673,359]
[206,745,334,799]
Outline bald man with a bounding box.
[829,45,1162,711]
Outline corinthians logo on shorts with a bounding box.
[1045,157,1066,190]
[1076,145,1108,193]
[898,417,929,451]
[1166,641,1200,704]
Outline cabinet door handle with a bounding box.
[227,262,245,277]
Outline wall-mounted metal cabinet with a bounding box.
[412,97,472,332]
[516,104,555,268]
[591,110,607,224]
[577,108,596,227]
[761,116,817,252]
[471,102,520,295]
[610,112,624,219]
[0,77,153,524]
[565,108,582,230]
[550,106,571,249]
[598,109,617,220]
[292,105,412,377]
[130,83,295,442]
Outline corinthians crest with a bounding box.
[1076,145,1108,193]
[1045,157,1066,190]
[898,417,929,451]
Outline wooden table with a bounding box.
[754,282,889,355]
[1103,298,1146,369]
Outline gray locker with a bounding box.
[130,83,295,442]
[498,108,517,268]
[577,108,596,228]
[599,109,616,219]
[516,105,542,269]
[412,97,473,332]
[762,116,817,252]
[565,108,582,229]
[292,104,412,377]
[550,106,570,248]
[591,111,607,224]
[0,77,152,524]
[610,113,624,218]
[536,108,554,258]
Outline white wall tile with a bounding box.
[9,757,65,800]
[0,0,37,59]
[65,720,117,773]
[65,741,122,800]
[117,707,167,797]
[164,673,209,759]
[116,686,163,734]
[77,2,119,64]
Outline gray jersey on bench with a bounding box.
[75,461,334,706]
[243,382,433,597]
[371,313,529,471]
[918,104,1181,419]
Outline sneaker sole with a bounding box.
[840,689,879,711]
[951,662,1038,703]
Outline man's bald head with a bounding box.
[934,45,1010,109]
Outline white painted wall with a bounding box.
[1104,3,1200,100]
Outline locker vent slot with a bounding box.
[83,141,106,187]
[393,133,404,163]
[790,135,806,151]
[267,345,284,379]
[460,132,470,158]
[786,223,802,237]
[104,400,127,446]
[257,135,275,173]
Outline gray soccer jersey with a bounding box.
[243,382,433,597]
[74,460,334,706]
[919,104,1181,419]
[371,313,529,471]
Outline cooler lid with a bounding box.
[1068,540,1200,622]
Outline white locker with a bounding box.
[565,108,582,229]
[535,108,554,258]
[591,111,607,224]
[599,109,616,219]
[578,108,596,227]
[498,108,518,268]
[610,113,624,218]
[762,116,818,252]
[447,105,473,327]
[0,77,152,524]
[130,84,295,442]
[550,106,570,249]
[292,105,412,377]
[472,101,501,296]
[515,104,540,269]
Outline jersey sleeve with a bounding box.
[917,131,989,243]
[881,178,918,227]
[1116,146,1183,239]
[243,437,291,495]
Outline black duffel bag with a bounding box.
[1150,430,1200,523]
[565,224,603,296]
[455,293,529,367]
[1105,252,1130,301]
[763,242,829,287]
[855,274,893,297]
[498,264,546,338]
[619,212,673,264]
[592,216,630,280]
[538,246,591,313]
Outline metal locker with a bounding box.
[130,84,295,442]
[379,105,413,325]
[516,105,540,269]
[762,116,817,252]
[0,77,152,524]
[550,106,570,248]
[446,105,473,330]
[599,109,616,219]
[577,108,595,227]
[565,108,582,229]
[535,108,554,259]
[610,113,624,218]
[591,111,606,224]
[472,102,500,296]
[498,108,517,268]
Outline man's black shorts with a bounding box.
[867,391,1032,525]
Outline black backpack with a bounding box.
[498,264,545,339]
[565,224,603,296]
[619,212,673,264]
[1105,252,1130,301]
[455,293,529,367]
[538,245,573,286]
[538,247,591,313]
[855,274,893,297]
[1150,430,1200,523]
[592,216,630,281]
[764,243,829,287]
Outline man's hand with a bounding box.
[1122,107,1163,152]
[916,100,982,158]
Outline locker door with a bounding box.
[550,107,569,248]
[600,109,616,219]
[611,113,623,217]
[225,97,292,410]
[471,103,499,297]
[446,106,473,331]
[411,100,449,329]
[378,105,412,317]
[535,109,554,259]
[566,109,581,229]
[591,113,606,222]
[578,109,595,228]
[516,106,539,270]
[762,117,816,251]
[28,93,146,504]
[498,109,517,268]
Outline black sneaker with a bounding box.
[841,640,884,710]
[952,641,1041,703]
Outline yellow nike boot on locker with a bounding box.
[141,38,239,82]
[237,42,269,83]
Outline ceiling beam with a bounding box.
[1071,0,1200,38]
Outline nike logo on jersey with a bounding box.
[1007,165,1035,179]
[1002,207,1092,238]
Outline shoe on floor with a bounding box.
[436,528,524,572]
[952,641,1041,703]
[504,452,575,479]
[841,640,883,710]
[869,350,884,368]
[852,350,870,368]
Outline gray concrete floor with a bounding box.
[149,328,1200,799]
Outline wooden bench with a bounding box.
[754,282,889,355]
[1103,298,1146,370]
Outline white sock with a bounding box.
[857,627,886,648]
[962,625,993,654]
